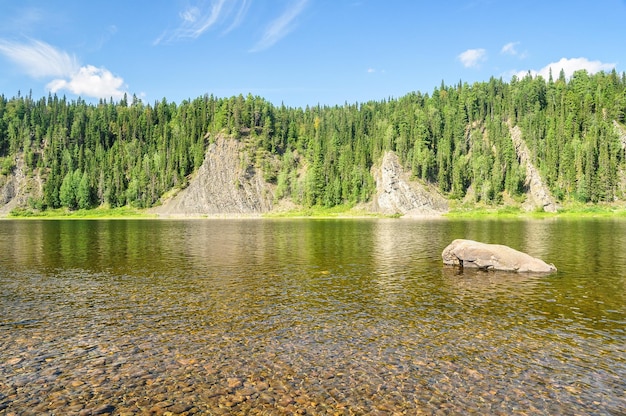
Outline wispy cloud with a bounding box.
[501,41,527,59]
[1,7,44,33]
[250,0,309,52]
[92,25,119,51]
[458,48,487,68]
[1,7,69,36]
[0,38,78,78]
[224,0,251,33]
[0,39,126,100]
[515,57,616,80]
[155,0,309,51]
[155,0,243,44]
[501,42,519,56]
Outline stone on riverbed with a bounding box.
[442,239,556,273]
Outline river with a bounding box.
[0,218,624,415]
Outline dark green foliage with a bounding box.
[0,70,625,211]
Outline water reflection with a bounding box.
[0,218,624,414]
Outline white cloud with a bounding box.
[501,41,528,59]
[501,42,519,56]
[458,48,486,68]
[155,0,307,51]
[47,65,126,100]
[250,0,309,52]
[185,0,228,37]
[367,68,376,73]
[155,0,235,44]
[180,6,201,23]
[224,0,251,33]
[0,39,126,100]
[515,57,616,80]
[0,38,78,78]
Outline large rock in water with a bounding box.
[442,239,556,273]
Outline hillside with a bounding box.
[1,70,626,216]
[149,137,449,217]
[151,135,273,217]
[509,125,557,212]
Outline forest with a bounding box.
[1,68,625,212]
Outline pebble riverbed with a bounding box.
[1,219,625,415]
[1,267,624,416]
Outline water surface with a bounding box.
[0,218,624,414]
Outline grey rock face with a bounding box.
[371,152,448,216]
[510,125,558,212]
[152,136,273,216]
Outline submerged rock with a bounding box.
[442,239,556,273]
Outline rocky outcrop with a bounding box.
[614,121,626,196]
[0,156,43,216]
[370,151,448,216]
[614,120,626,150]
[152,136,273,216]
[442,239,556,273]
[510,125,558,212]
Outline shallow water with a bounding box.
[0,218,624,415]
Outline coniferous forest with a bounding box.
[1,69,625,212]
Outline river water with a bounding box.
[0,218,624,415]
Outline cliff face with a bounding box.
[615,121,626,197]
[151,136,274,217]
[510,125,558,212]
[5,123,607,217]
[370,151,448,216]
[152,144,449,217]
[0,156,42,216]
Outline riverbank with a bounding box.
[3,206,156,219]
[445,202,626,219]
[3,202,626,219]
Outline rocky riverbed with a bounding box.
[1,218,624,415]
[1,269,623,415]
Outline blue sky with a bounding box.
[0,0,624,108]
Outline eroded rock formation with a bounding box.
[152,136,273,216]
[371,151,448,216]
[510,125,558,212]
[0,156,43,216]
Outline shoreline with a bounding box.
[2,204,626,220]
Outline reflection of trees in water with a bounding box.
[0,220,46,270]
[372,219,449,278]
[1,218,623,334]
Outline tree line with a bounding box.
[1,68,625,211]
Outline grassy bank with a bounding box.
[445,203,626,219]
[5,202,626,220]
[263,204,393,218]
[7,206,153,219]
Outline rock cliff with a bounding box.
[0,156,42,216]
[370,151,448,216]
[151,136,273,217]
[510,125,558,212]
[614,121,626,196]
[614,120,626,150]
[153,145,449,217]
